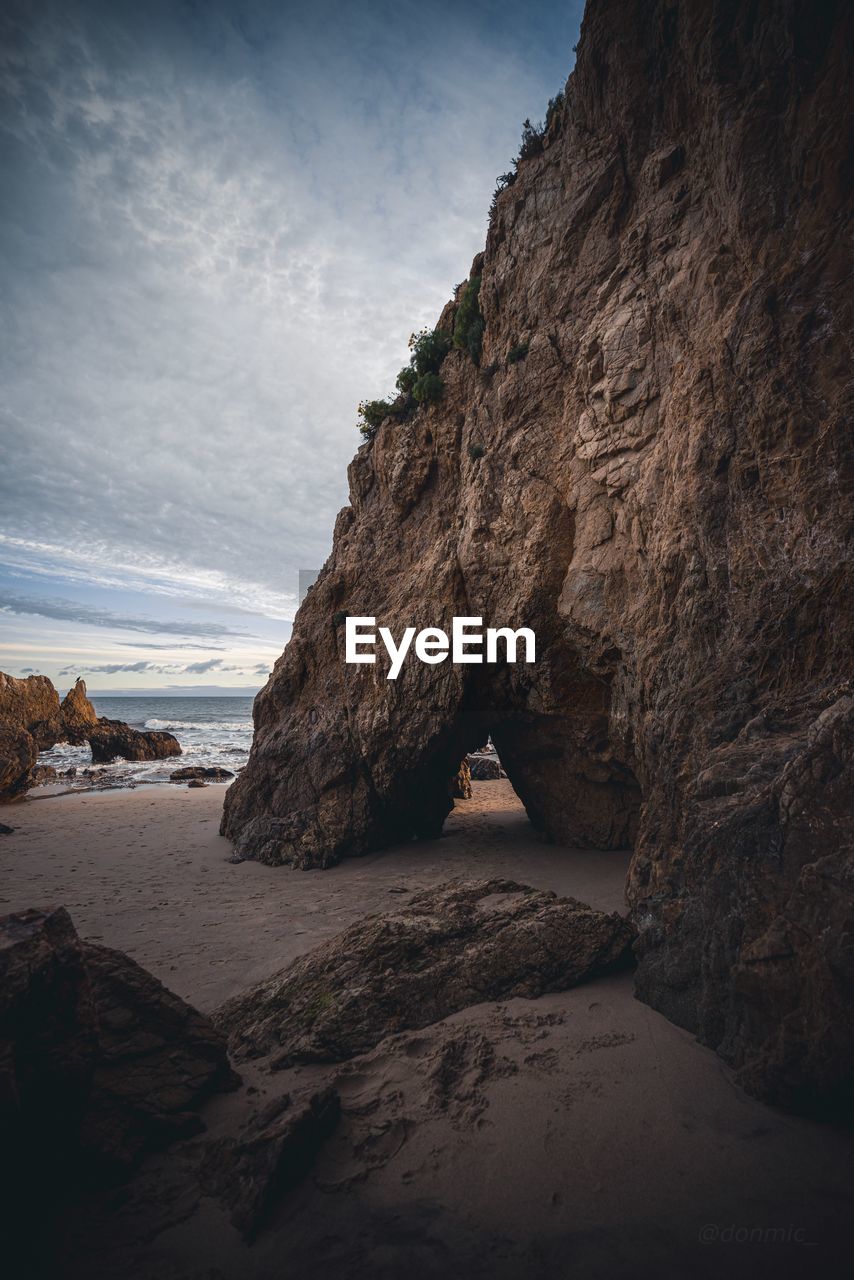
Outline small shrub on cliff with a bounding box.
[468,442,485,460]
[412,371,444,404]
[453,275,484,365]
[395,365,416,395]
[356,327,452,439]
[409,327,452,376]
[545,90,565,130]
[507,342,529,364]
[332,610,348,627]
[357,398,396,439]
[517,117,545,163]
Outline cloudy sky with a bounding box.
[0,0,582,694]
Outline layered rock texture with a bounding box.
[88,718,181,764]
[217,879,634,1066]
[0,673,63,799]
[222,0,853,1113]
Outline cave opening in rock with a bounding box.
[401,679,642,855]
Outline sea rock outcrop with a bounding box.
[87,718,181,764]
[60,677,99,744]
[0,671,64,750]
[222,0,853,1113]
[0,907,237,1179]
[0,672,65,799]
[467,752,506,781]
[216,879,634,1066]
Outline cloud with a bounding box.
[59,660,154,675]
[0,0,581,686]
[0,591,248,638]
[20,666,38,673]
[117,640,226,650]
[0,0,580,607]
[182,658,223,674]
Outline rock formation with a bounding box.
[222,0,853,1114]
[199,1088,341,1241]
[216,880,634,1066]
[0,725,38,801]
[170,765,235,781]
[449,759,473,799]
[467,752,506,781]
[60,677,99,744]
[0,671,64,749]
[0,672,65,799]
[0,907,238,1176]
[87,718,181,764]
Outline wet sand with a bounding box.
[2,781,852,1279]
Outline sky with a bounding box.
[0,0,582,695]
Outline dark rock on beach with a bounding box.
[216,879,635,1067]
[199,1087,341,1240]
[0,906,238,1180]
[88,718,182,764]
[171,766,235,781]
[466,753,505,781]
[30,764,58,785]
[78,936,240,1169]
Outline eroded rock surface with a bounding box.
[0,907,237,1179]
[221,0,853,1112]
[171,766,235,781]
[216,879,634,1066]
[61,677,99,744]
[0,671,64,799]
[88,718,181,764]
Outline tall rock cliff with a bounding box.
[223,0,853,1114]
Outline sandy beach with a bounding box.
[3,781,852,1278]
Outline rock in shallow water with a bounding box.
[215,879,635,1067]
[170,766,235,781]
[87,717,181,764]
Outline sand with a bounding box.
[2,781,852,1278]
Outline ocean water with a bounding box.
[38,696,255,789]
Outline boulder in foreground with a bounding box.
[199,1088,340,1240]
[216,879,635,1067]
[0,906,237,1177]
